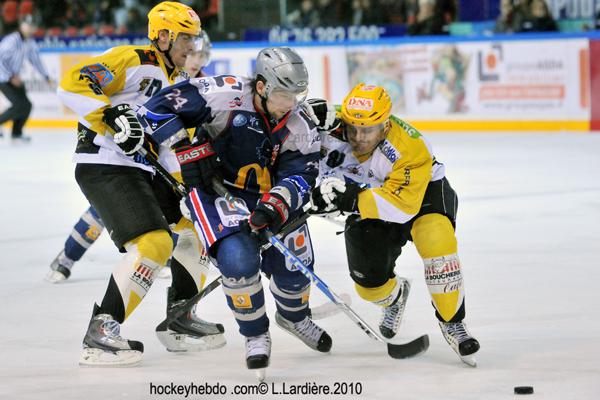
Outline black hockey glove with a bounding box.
[103,104,144,155]
[240,192,290,235]
[302,98,341,131]
[174,139,221,194]
[310,177,364,213]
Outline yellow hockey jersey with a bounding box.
[57,45,187,173]
[319,116,445,224]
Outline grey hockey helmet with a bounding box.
[255,47,309,102]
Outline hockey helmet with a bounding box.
[148,1,201,42]
[255,47,309,102]
[192,30,212,67]
[341,83,392,127]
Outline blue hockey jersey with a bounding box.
[137,75,321,212]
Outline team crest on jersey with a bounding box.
[79,63,113,87]
[379,140,400,163]
[283,225,313,272]
[228,96,244,108]
[134,49,159,66]
[232,114,247,127]
[346,163,363,176]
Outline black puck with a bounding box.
[514,386,534,395]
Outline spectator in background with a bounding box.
[494,0,524,33]
[93,0,120,26]
[351,0,385,26]
[517,0,557,32]
[317,0,339,27]
[124,7,146,33]
[65,0,90,29]
[407,0,447,35]
[286,0,320,28]
[38,0,68,30]
[1,0,19,34]
[0,15,52,142]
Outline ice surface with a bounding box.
[1,130,599,399]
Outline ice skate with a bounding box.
[45,250,75,283]
[79,304,143,367]
[379,278,411,338]
[245,331,271,381]
[439,321,480,367]
[156,287,226,352]
[275,311,332,352]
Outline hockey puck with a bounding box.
[514,386,534,395]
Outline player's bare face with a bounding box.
[184,51,205,77]
[266,88,307,120]
[170,33,197,68]
[346,123,386,156]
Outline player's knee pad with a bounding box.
[222,271,268,336]
[355,277,400,307]
[411,213,457,259]
[269,278,310,322]
[126,229,173,266]
[215,233,260,280]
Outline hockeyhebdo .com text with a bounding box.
[148,380,364,397]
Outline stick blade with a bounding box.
[387,334,429,359]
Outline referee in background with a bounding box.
[0,15,52,142]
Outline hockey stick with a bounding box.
[213,181,429,359]
[138,148,350,325]
[155,207,312,331]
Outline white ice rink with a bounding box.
[1,130,599,400]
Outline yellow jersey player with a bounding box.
[57,2,224,366]
[46,30,213,284]
[308,83,480,366]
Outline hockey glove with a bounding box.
[241,192,290,235]
[310,177,364,213]
[103,104,144,155]
[302,98,340,131]
[174,139,221,194]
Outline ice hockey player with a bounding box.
[307,83,480,366]
[46,30,214,284]
[57,1,224,366]
[136,47,332,378]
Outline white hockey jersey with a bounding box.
[57,45,187,173]
[320,116,445,224]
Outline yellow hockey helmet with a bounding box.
[341,83,392,127]
[148,1,201,42]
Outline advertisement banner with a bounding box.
[2,37,592,131]
[346,38,590,129]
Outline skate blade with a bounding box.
[45,270,67,283]
[255,368,267,382]
[79,348,142,367]
[156,330,226,352]
[460,354,477,367]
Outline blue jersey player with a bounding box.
[138,47,332,376]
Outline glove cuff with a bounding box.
[260,192,290,223]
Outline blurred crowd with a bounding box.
[0,0,583,39]
[285,0,457,35]
[494,0,557,33]
[0,0,218,36]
